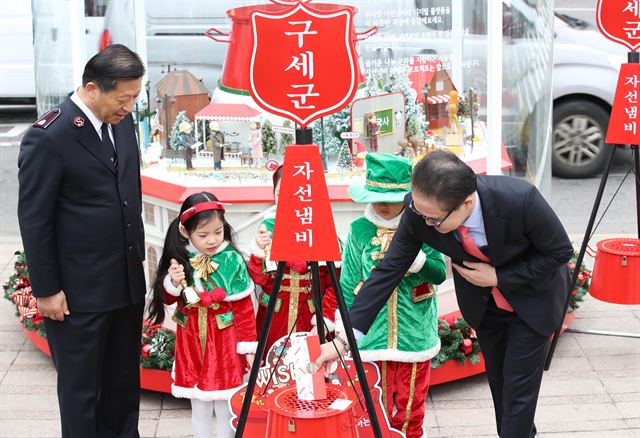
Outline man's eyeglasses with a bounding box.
[409,200,454,227]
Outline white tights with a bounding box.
[190,399,233,438]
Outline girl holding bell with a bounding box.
[148,192,257,438]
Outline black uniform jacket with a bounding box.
[18,97,146,312]
[349,175,574,336]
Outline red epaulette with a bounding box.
[33,108,61,129]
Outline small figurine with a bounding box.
[366,112,380,152]
[249,121,263,168]
[178,121,195,170]
[448,90,459,134]
[209,121,225,171]
[397,138,415,159]
[353,140,367,168]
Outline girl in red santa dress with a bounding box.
[148,192,257,438]
[248,165,338,359]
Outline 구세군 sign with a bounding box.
[249,2,359,127]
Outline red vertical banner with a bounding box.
[270,145,340,261]
[606,63,640,144]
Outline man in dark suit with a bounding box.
[317,151,573,437]
[18,44,147,438]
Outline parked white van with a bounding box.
[0,0,35,102]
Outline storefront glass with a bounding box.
[32,0,554,187]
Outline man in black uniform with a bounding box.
[18,44,147,438]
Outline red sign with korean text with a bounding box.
[250,2,358,127]
[606,63,640,144]
[269,145,341,261]
[597,0,640,51]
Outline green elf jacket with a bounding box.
[336,205,446,363]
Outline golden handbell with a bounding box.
[170,258,200,305]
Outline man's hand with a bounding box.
[452,261,498,288]
[315,331,348,372]
[255,224,272,250]
[245,354,256,373]
[36,290,69,321]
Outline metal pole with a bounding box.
[310,262,325,342]
[164,94,169,149]
[320,118,328,172]
[634,144,640,238]
[564,327,640,339]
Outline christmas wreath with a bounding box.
[431,317,481,369]
[3,251,591,373]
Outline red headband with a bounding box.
[180,201,226,224]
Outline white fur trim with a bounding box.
[172,383,241,401]
[358,339,441,363]
[249,238,266,258]
[310,317,336,333]
[163,274,183,296]
[364,204,401,229]
[334,309,345,334]
[223,282,254,302]
[407,251,427,273]
[237,341,258,355]
[263,210,276,220]
[318,260,342,268]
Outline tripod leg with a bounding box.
[327,262,383,438]
[235,261,286,437]
[545,145,618,371]
[310,262,325,342]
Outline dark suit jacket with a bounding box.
[18,97,146,312]
[349,175,573,336]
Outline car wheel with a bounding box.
[552,99,610,178]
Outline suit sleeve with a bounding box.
[18,128,63,297]
[348,210,422,334]
[496,186,574,294]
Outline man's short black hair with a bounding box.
[412,150,477,211]
[82,44,145,92]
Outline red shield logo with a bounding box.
[250,3,358,127]
[597,0,640,51]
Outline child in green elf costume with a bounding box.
[332,153,446,438]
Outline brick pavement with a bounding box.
[1,239,638,437]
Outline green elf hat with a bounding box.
[348,153,412,204]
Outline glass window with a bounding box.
[32,0,554,185]
[143,202,156,225]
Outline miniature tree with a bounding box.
[336,140,353,171]
[169,111,190,150]
[279,119,294,153]
[261,119,277,157]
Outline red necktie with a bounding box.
[457,226,514,312]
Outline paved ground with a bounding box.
[0,99,638,436]
[1,239,638,438]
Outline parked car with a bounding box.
[552,13,626,178]
[0,0,35,103]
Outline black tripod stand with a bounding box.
[235,128,383,437]
[545,52,640,369]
